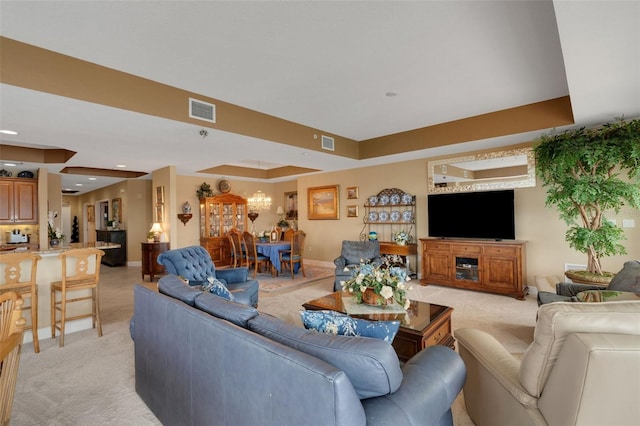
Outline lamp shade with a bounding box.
[276,206,284,215]
[149,223,163,234]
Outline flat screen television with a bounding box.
[428,190,515,240]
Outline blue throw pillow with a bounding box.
[300,310,400,342]
[200,277,235,301]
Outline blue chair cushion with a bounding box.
[300,310,400,343]
[248,313,402,399]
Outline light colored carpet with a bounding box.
[12,266,538,425]
[256,264,334,293]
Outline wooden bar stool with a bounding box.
[50,248,104,347]
[0,252,41,353]
[0,291,26,424]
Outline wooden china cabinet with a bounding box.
[199,193,247,267]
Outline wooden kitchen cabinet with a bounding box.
[0,178,38,224]
[141,242,170,281]
[421,238,527,299]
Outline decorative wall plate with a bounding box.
[390,210,401,222]
[401,193,413,204]
[378,211,389,222]
[368,196,378,206]
[218,179,231,193]
[390,194,401,205]
[367,211,378,222]
[379,195,390,206]
[402,210,413,222]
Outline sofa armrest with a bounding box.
[334,256,347,269]
[556,282,607,297]
[216,267,249,284]
[362,346,466,425]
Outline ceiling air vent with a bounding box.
[189,98,216,123]
[321,135,335,151]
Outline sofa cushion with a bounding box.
[194,291,258,328]
[158,274,202,306]
[300,310,400,343]
[608,260,640,293]
[248,313,402,399]
[519,300,640,397]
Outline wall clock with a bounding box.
[218,179,231,193]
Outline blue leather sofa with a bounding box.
[157,245,259,306]
[132,274,467,426]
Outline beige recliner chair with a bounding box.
[455,300,640,426]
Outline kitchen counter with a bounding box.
[0,241,121,347]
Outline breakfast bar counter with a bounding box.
[0,241,121,346]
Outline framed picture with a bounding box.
[346,205,358,217]
[346,186,359,199]
[156,186,165,205]
[155,204,164,223]
[111,198,122,223]
[87,205,95,223]
[284,191,298,220]
[308,185,339,220]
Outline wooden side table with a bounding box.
[141,242,170,281]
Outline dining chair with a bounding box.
[242,231,271,279]
[0,252,41,353]
[0,291,26,425]
[280,230,306,279]
[228,228,246,268]
[50,248,105,347]
[281,228,295,242]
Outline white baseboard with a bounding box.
[22,318,93,344]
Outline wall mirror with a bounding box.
[427,147,536,193]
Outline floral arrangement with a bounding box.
[393,230,412,245]
[47,210,64,241]
[341,259,412,309]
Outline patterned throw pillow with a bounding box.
[200,277,236,301]
[300,310,400,342]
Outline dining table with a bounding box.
[255,241,292,275]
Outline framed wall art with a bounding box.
[346,205,358,218]
[346,186,359,199]
[284,191,298,220]
[111,198,122,223]
[156,186,165,205]
[308,185,339,220]
[155,204,165,223]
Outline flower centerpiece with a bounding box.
[47,210,64,247]
[393,230,412,246]
[257,230,270,242]
[341,259,412,309]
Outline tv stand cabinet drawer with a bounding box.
[452,245,481,255]
[484,246,517,257]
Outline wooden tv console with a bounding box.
[420,238,527,299]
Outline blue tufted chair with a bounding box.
[333,240,382,291]
[157,246,259,306]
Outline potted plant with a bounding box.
[196,182,213,199]
[534,118,640,282]
[341,259,412,308]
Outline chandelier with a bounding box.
[248,190,272,212]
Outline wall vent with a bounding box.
[321,135,335,151]
[189,98,216,123]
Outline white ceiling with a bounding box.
[0,1,638,194]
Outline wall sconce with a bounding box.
[149,222,163,242]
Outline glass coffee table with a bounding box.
[302,291,455,362]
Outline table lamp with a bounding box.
[149,222,163,242]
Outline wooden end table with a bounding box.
[302,291,455,362]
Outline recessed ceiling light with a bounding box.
[385,92,398,97]
[75,183,83,187]
[88,177,97,181]
[0,130,18,135]
[116,165,126,168]
[3,163,17,167]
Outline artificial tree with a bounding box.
[534,118,640,278]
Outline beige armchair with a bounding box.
[455,300,640,426]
